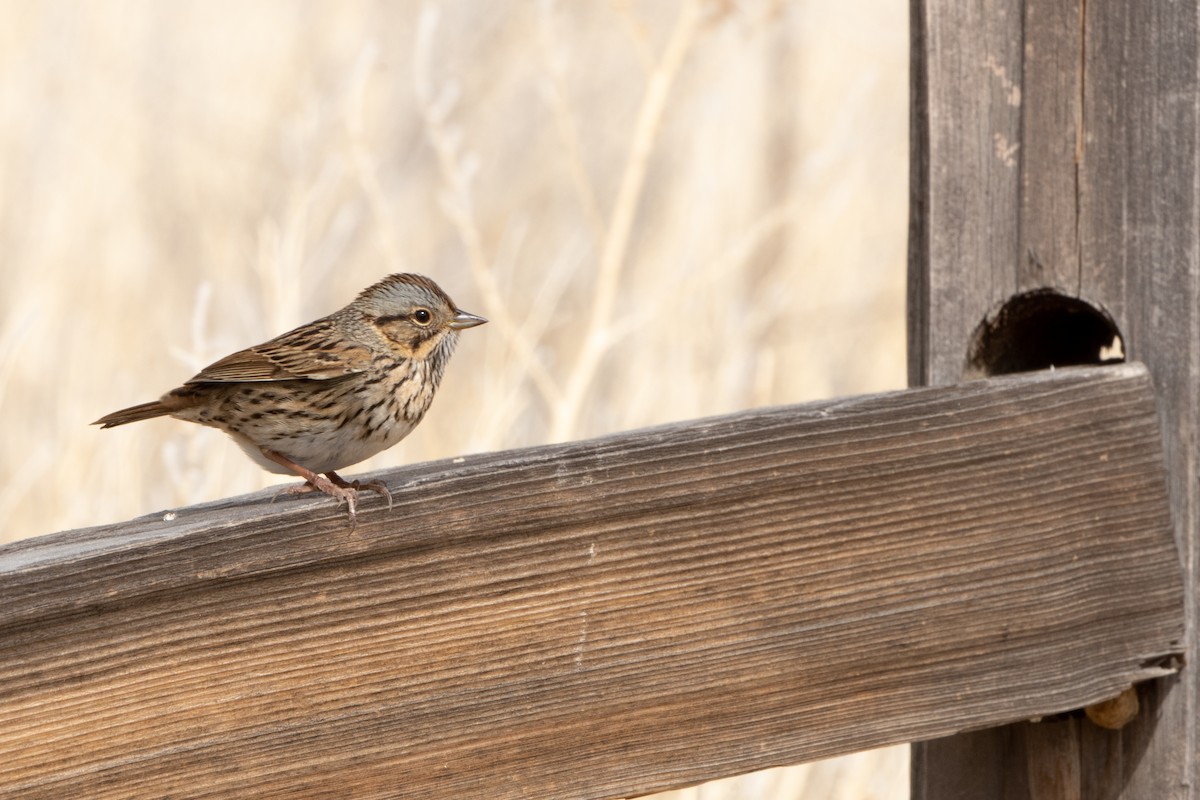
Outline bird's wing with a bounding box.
[187,318,373,383]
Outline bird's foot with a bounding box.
[272,475,361,522]
[326,472,393,512]
[259,450,393,524]
[272,482,317,500]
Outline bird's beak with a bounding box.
[449,310,488,330]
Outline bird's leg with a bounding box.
[261,448,359,521]
[326,471,394,512]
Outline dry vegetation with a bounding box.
[0,0,908,797]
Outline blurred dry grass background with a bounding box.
[0,0,908,797]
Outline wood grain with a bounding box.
[910,0,1199,796]
[0,365,1184,800]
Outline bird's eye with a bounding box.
[412,309,432,325]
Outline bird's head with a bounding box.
[358,273,486,360]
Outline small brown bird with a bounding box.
[95,273,486,520]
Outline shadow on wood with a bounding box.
[0,364,1184,800]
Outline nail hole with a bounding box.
[966,289,1125,378]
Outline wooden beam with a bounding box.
[910,0,1199,796]
[0,365,1184,800]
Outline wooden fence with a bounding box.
[0,365,1186,798]
[3,0,1198,797]
[911,0,1198,796]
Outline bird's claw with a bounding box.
[326,473,393,513]
[352,479,393,511]
[271,472,394,522]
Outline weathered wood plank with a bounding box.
[0,365,1184,800]
[910,0,1199,796]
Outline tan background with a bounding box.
[0,1,908,796]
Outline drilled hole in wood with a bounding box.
[966,289,1125,377]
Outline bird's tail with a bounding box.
[93,401,171,429]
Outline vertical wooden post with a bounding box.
[909,0,1198,797]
